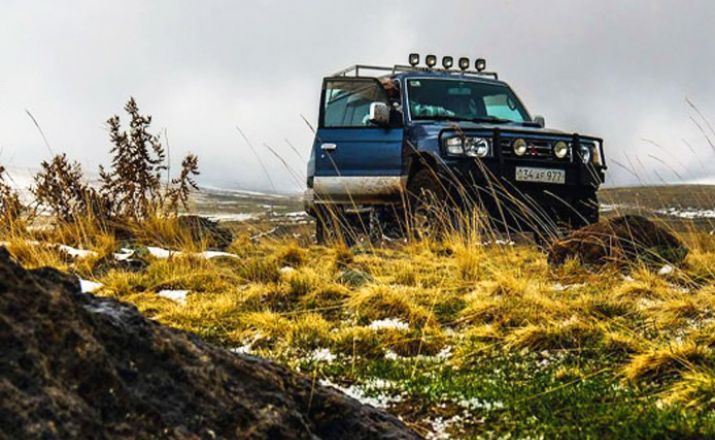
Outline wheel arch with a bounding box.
[406,152,443,181]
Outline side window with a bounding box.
[483,94,525,121]
[322,79,388,128]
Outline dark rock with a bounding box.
[91,255,148,275]
[178,215,234,250]
[548,215,688,267]
[0,248,420,439]
[338,269,374,288]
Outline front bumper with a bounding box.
[443,158,603,228]
[446,156,604,189]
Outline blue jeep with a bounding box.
[305,55,606,243]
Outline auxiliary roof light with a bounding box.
[442,56,453,69]
[408,53,420,67]
[475,58,487,72]
[425,54,437,68]
[458,57,470,71]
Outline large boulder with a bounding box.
[548,215,688,267]
[0,248,419,439]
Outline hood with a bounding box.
[410,120,600,140]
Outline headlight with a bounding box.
[512,138,527,156]
[465,137,490,157]
[578,144,592,164]
[444,136,491,158]
[553,141,569,159]
[445,137,464,156]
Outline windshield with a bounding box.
[406,78,530,123]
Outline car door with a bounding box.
[313,77,404,203]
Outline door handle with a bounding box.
[321,143,337,151]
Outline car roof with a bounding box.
[328,65,505,86]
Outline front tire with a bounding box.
[406,168,456,239]
[573,190,600,228]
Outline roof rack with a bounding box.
[331,64,499,80]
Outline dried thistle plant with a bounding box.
[100,97,167,220]
[0,165,23,222]
[31,154,97,223]
[167,153,200,211]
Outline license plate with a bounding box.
[515,167,565,184]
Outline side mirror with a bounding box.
[534,115,545,128]
[368,102,390,126]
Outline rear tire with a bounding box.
[314,206,355,246]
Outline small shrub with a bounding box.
[32,154,104,223]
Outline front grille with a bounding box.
[500,137,571,162]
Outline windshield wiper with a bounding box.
[414,115,514,124]
[413,115,473,122]
[469,116,512,124]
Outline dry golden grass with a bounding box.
[3,212,715,429]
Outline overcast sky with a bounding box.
[1,0,715,192]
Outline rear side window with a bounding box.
[322,79,387,128]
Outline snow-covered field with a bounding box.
[655,207,715,219]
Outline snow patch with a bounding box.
[80,279,103,293]
[553,282,586,292]
[205,213,256,222]
[658,264,675,276]
[146,246,239,260]
[231,344,254,355]
[656,207,715,219]
[114,248,135,261]
[200,251,240,260]
[157,290,190,305]
[319,378,402,409]
[147,246,180,259]
[57,245,98,259]
[368,318,409,332]
[436,346,453,360]
[384,350,400,361]
[457,397,504,411]
[308,348,336,363]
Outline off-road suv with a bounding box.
[305,55,606,243]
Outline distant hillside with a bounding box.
[601,185,715,211]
